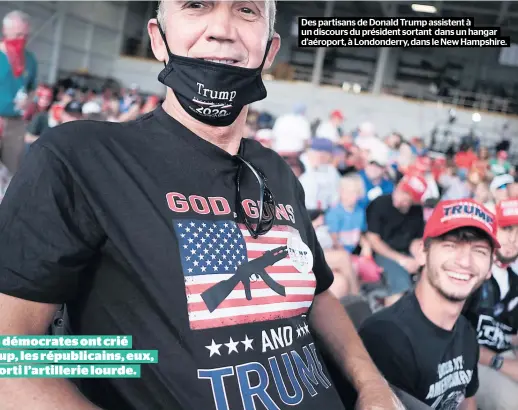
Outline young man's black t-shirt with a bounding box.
[463,265,518,354]
[366,194,425,253]
[0,107,345,410]
[359,292,479,409]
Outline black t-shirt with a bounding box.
[463,265,518,354]
[366,194,425,254]
[0,107,345,410]
[359,292,479,410]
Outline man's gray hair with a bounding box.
[3,10,30,29]
[157,0,276,39]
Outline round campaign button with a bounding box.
[287,235,313,274]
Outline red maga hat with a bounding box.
[496,199,518,228]
[423,199,500,248]
[397,174,428,203]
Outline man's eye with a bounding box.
[186,1,206,9]
[240,7,256,14]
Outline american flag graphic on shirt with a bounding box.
[173,220,317,330]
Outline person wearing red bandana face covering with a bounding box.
[0,10,38,172]
[462,199,518,410]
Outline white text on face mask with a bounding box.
[197,82,236,102]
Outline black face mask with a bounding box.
[157,25,272,127]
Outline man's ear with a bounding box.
[263,32,281,71]
[416,240,426,266]
[148,18,168,63]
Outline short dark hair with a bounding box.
[424,227,494,253]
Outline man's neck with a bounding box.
[162,89,246,156]
[414,279,464,331]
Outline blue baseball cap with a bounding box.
[310,138,334,153]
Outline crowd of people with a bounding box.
[245,104,518,408]
[0,3,517,410]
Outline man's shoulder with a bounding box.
[359,308,414,351]
[369,193,392,207]
[245,139,296,176]
[455,314,477,338]
[35,117,152,167]
[25,50,38,66]
[360,302,406,333]
[39,119,125,148]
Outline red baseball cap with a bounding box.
[496,199,518,228]
[330,109,344,121]
[397,174,428,203]
[423,199,500,248]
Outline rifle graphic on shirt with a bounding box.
[201,246,288,313]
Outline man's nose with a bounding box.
[454,245,472,268]
[205,5,237,43]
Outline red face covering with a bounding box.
[4,37,26,77]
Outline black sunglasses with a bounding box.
[234,155,276,239]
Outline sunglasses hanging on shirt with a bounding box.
[234,154,276,239]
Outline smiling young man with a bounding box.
[360,198,499,410]
[462,199,518,410]
[0,1,402,410]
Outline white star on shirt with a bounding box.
[241,335,254,351]
[296,326,302,338]
[225,337,239,354]
[205,339,222,357]
[304,324,309,335]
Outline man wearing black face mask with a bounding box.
[0,2,403,410]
